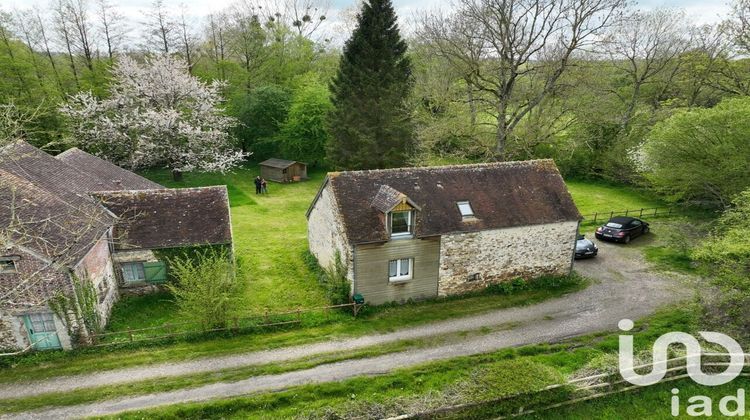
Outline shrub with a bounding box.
[638,97,750,206]
[693,190,750,342]
[304,251,351,305]
[167,249,244,329]
[322,252,351,305]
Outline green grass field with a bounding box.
[140,164,330,314]
[103,167,682,332]
[566,179,666,215]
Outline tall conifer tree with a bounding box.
[327,0,414,169]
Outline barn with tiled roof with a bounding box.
[0,141,232,352]
[307,161,581,305]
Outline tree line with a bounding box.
[0,0,749,202]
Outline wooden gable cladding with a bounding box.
[393,201,414,212]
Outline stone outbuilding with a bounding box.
[306,160,581,305]
[260,159,308,183]
[0,141,232,352]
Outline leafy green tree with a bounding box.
[637,97,750,206]
[694,190,750,340]
[279,76,332,165]
[230,85,291,159]
[327,0,414,170]
[167,249,243,329]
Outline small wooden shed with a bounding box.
[260,159,308,183]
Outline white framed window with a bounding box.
[388,258,413,282]
[390,210,413,237]
[121,262,146,283]
[457,201,474,218]
[0,256,19,274]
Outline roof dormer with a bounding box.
[371,185,421,239]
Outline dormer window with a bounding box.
[457,201,474,218]
[0,256,20,274]
[390,210,413,238]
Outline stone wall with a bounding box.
[0,313,24,351]
[307,183,354,281]
[438,221,578,296]
[74,234,119,328]
[0,247,90,351]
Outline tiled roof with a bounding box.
[370,185,407,213]
[318,160,581,244]
[0,141,123,204]
[93,187,233,250]
[56,148,164,191]
[0,169,113,265]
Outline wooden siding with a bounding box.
[261,162,308,183]
[354,237,440,305]
[260,166,285,183]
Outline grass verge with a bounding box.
[1,325,522,414]
[94,306,698,419]
[0,275,588,383]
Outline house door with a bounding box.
[22,313,62,350]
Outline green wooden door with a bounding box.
[144,261,167,284]
[22,313,62,350]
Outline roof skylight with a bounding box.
[457,201,474,218]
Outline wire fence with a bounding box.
[385,353,746,420]
[579,206,681,225]
[87,302,364,348]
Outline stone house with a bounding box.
[0,141,232,351]
[306,161,581,305]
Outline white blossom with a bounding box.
[60,55,246,173]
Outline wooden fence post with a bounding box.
[296,307,302,323]
[654,208,658,217]
[639,208,644,217]
[233,317,239,333]
[264,307,270,325]
[593,212,597,223]
[625,209,629,216]
[127,327,133,343]
[609,211,614,219]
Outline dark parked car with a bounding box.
[595,216,650,243]
[575,234,598,259]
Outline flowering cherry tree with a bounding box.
[60,55,246,178]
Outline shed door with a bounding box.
[144,261,168,284]
[22,313,62,350]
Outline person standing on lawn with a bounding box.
[254,176,262,194]
[261,178,268,194]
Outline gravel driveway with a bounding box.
[2,238,692,419]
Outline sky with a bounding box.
[6,0,734,42]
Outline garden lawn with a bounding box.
[138,164,331,317]
[566,179,665,215]
[108,169,677,330]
